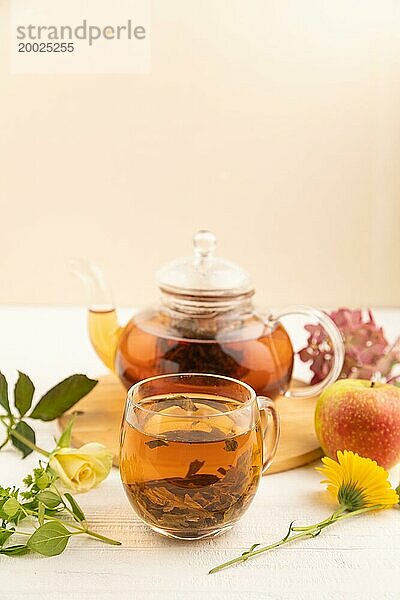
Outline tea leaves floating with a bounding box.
[185,459,205,478]
[172,395,198,412]
[224,438,239,452]
[124,447,259,536]
[145,439,169,449]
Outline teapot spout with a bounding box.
[70,258,122,372]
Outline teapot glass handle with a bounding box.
[272,305,345,399]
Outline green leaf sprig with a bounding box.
[0,372,97,458]
[0,464,120,557]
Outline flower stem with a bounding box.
[26,509,85,532]
[291,507,346,531]
[209,505,383,574]
[0,414,15,427]
[0,435,10,451]
[64,529,121,545]
[209,530,314,574]
[8,428,50,457]
[85,529,121,546]
[25,508,121,546]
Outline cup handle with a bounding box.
[258,396,280,474]
[272,305,345,399]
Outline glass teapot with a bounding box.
[72,230,344,399]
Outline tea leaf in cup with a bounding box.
[224,438,238,452]
[172,395,198,412]
[145,439,169,449]
[185,459,205,478]
[124,448,258,534]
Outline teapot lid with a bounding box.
[156,230,254,298]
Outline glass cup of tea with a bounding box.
[120,373,280,540]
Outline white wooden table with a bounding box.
[0,307,399,600]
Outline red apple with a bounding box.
[315,379,400,469]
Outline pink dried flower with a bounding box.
[299,308,400,383]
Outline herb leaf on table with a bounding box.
[0,371,98,458]
[10,421,36,458]
[0,373,10,415]
[14,372,35,417]
[29,374,97,421]
[27,522,71,557]
[0,464,120,558]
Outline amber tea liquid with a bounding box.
[120,393,263,539]
[88,308,294,397]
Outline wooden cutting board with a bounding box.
[58,374,323,475]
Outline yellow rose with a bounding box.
[49,443,113,493]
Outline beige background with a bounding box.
[1,0,400,308]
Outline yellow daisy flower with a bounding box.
[317,450,399,510]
